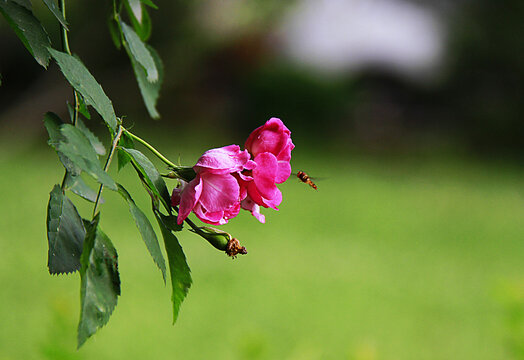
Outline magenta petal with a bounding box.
[224,202,240,221]
[193,204,226,225]
[177,176,203,224]
[276,139,294,162]
[171,182,185,207]
[195,145,249,174]
[244,159,257,170]
[245,118,289,157]
[247,181,266,208]
[261,186,282,210]
[275,160,292,184]
[198,172,240,212]
[238,179,248,200]
[252,153,279,199]
[241,197,266,223]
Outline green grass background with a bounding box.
[1,138,524,360]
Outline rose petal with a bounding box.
[252,153,279,199]
[194,145,250,174]
[198,172,240,212]
[261,186,282,210]
[193,204,226,225]
[241,197,266,223]
[171,181,187,207]
[245,118,290,157]
[177,176,203,224]
[246,181,265,207]
[275,160,292,184]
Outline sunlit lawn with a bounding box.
[1,139,524,359]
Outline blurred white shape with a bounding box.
[278,0,445,79]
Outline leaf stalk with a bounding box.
[123,129,179,169]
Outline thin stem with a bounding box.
[185,216,205,235]
[92,125,123,217]
[58,0,71,55]
[175,206,210,237]
[57,0,79,126]
[58,0,79,190]
[123,129,179,169]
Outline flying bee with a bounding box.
[296,171,318,190]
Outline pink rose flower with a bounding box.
[173,145,254,225]
[241,118,294,222]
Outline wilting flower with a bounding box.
[240,118,294,222]
[172,145,253,225]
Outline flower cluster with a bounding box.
[172,118,294,225]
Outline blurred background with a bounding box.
[1,0,524,359]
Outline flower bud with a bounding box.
[167,166,197,183]
[189,226,247,258]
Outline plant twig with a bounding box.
[123,129,179,169]
[58,0,80,191]
[92,125,123,217]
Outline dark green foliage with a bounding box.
[41,0,68,30]
[76,118,106,156]
[49,49,117,133]
[47,185,86,274]
[44,112,81,176]
[124,0,152,41]
[139,0,157,9]
[64,173,101,203]
[0,0,51,67]
[77,215,120,348]
[158,213,183,233]
[119,147,170,211]
[11,0,31,9]
[117,184,166,282]
[156,213,191,323]
[117,131,135,171]
[4,0,205,347]
[58,124,117,190]
[107,15,121,49]
[77,96,91,120]
[131,44,163,119]
[121,20,158,82]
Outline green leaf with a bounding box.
[11,0,31,9]
[66,97,91,122]
[155,213,191,323]
[77,118,106,156]
[77,95,91,119]
[64,173,102,203]
[125,0,142,24]
[159,213,183,233]
[140,0,157,9]
[44,112,81,176]
[120,20,158,82]
[0,0,51,68]
[47,185,86,274]
[119,147,170,211]
[107,15,121,50]
[58,124,117,190]
[117,184,166,281]
[41,0,68,30]
[78,214,120,348]
[49,49,117,133]
[117,131,134,171]
[44,111,64,145]
[124,1,151,41]
[130,44,163,119]
[136,6,151,41]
